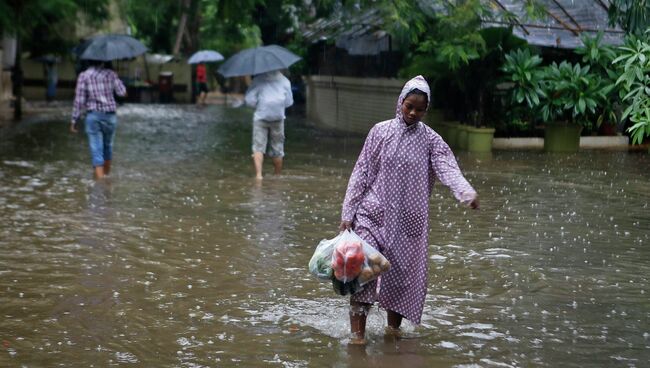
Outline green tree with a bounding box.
[120,0,180,53]
[391,0,533,125]
[121,0,339,56]
[0,0,109,120]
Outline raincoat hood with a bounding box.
[395,75,431,123]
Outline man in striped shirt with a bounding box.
[71,61,127,179]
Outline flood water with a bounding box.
[1,104,649,367]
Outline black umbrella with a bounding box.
[72,38,94,58]
[79,34,147,61]
[217,45,301,77]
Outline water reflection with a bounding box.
[0,104,649,367]
[244,177,289,247]
[87,179,113,216]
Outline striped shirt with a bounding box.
[72,67,127,121]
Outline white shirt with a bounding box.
[245,71,294,121]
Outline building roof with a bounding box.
[302,1,625,55]
[482,0,625,48]
[302,8,391,56]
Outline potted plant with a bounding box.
[612,33,650,146]
[538,61,610,152]
[500,48,546,137]
[575,32,620,136]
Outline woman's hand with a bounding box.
[461,192,479,210]
[69,120,78,133]
[339,221,352,231]
[468,196,479,209]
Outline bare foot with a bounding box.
[255,175,263,180]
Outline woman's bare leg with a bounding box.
[94,165,105,180]
[103,160,111,176]
[385,309,403,338]
[272,157,282,175]
[350,301,371,344]
[253,152,264,179]
[387,310,403,329]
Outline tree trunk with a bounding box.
[477,88,484,128]
[173,0,190,55]
[186,0,201,52]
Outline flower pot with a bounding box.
[466,126,496,153]
[544,123,583,153]
[598,122,617,136]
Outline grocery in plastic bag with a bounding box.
[308,230,391,295]
[332,230,390,286]
[331,277,362,296]
[308,232,342,280]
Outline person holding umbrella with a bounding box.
[244,70,294,180]
[195,63,208,105]
[71,60,127,179]
[187,50,224,106]
[218,45,300,179]
[70,34,146,179]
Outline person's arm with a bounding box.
[340,126,380,229]
[113,71,127,97]
[284,78,293,108]
[429,135,479,209]
[70,73,87,132]
[244,81,258,108]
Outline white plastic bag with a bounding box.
[308,232,342,280]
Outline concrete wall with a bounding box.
[304,77,631,151]
[306,75,406,135]
[492,136,629,150]
[580,136,629,150]
[22,59,78,101]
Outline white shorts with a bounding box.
[252,119,285,157]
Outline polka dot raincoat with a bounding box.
[341,76,477,324]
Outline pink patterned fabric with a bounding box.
[341,75,477,324]
[72,67,127,121]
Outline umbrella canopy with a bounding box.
[188,50,224,64]
[217,45,301,77]
[80,34,148,61]
[71,38,94,57]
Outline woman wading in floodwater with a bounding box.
[339,75,480,344]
